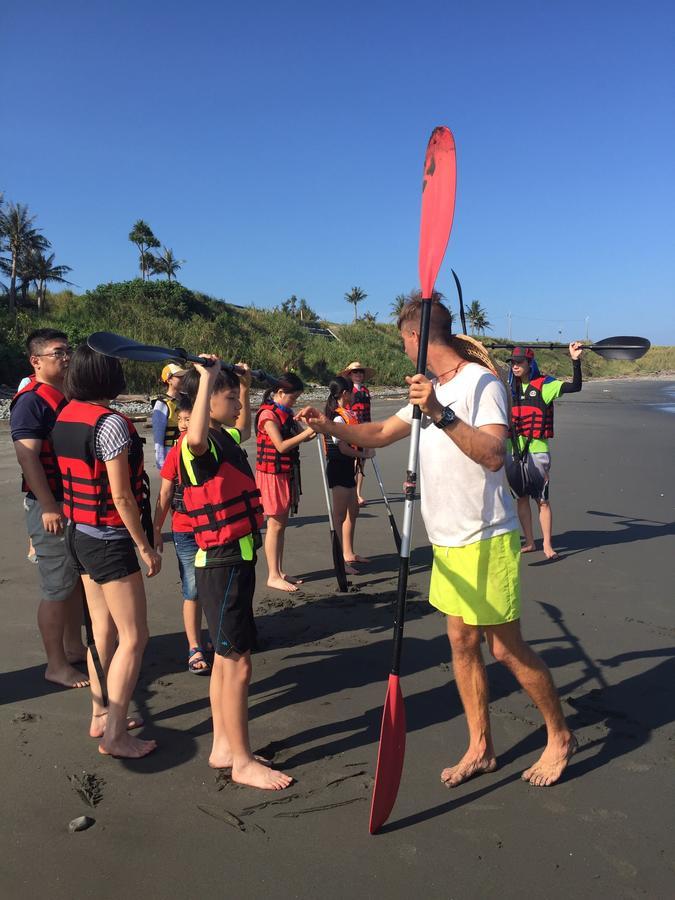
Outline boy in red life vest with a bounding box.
[339,361,375,507]
[505,342,583,559]
[179,358,292,790]
[255,373,315,593]
[10,328,88,689]
[153,395,211,674]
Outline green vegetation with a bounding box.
[0,278,671,392]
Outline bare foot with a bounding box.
[65,646,88,665]
[441,751,497,787]
[208,753,272,770]
[345,555,370,565]
[522,733,577,786]
[266,575,299,593]
[281,573,304,585]
[89,713,144,739]
[232,758,293,790]
[45,665,90,689]
[344,563,359,575]
[543,547,561,560]
[99,734,157,759]
[520,544,536,554]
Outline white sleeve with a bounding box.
[395,403,431,428]
[472,374,509,428]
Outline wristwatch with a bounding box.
[433,404,457,429]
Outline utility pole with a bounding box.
[507,311,512,341]
[585,316,590,342]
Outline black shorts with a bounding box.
[196,562,257,657]
[327,457,356,489]
[65,525,141,585]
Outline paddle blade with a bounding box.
[591,335,650,360]
[419,127,457,298]
[369,674,406,834]
[88,331,178,363]
[331,531,349,593]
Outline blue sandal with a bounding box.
[188,647,211,676]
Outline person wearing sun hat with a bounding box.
[339,361,375,505]
[505,342,583,560]
[152,363,188,468]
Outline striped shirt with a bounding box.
[76,413,132,540]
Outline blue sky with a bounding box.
[4,0,674,342]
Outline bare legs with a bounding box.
[517,496,558,558]
[331,485,366,572]
[356,468,366,506]
[442,616,575,788]
[41,582,89,689]
[264,512,301,592]
[208,652,292,790]
[81,572,156,758]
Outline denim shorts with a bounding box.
[173,531,198,600]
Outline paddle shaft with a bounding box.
[371,458,401,553]
[316,438,348,592]
[390,297,432,676]
[485,340,646,356]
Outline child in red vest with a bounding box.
[153,394,211,674]
[324,376,374,574]
[255,373,315,593]
[179,358,292,790]
[339,361,374,507]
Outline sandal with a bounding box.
[188,647,211,676]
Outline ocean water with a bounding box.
[656,383,675,414]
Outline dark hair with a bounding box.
[181,366,239,403]
[64,344,126,401]
[177,393,193,413]
[26,328,68,357]
[397,298,453,345]
[325,375,353,418]
[260,371,305,407]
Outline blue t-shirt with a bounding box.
[9,391,56,442]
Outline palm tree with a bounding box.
[345,286,367,322]
[0,202,42,314]
[391,288,453,329]
[128,220,160,281]
[390,293,408,320]
[152,246,184,282]
[30,252,73,314]
[466,300,492,335]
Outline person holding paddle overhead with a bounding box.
[254,373,315,593]
[323,376,374,574]
[339,361,375,507]
[297,299,577,789]
[505,343,583,560]
[179,359,292,790]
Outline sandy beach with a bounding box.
[1,379,673,899]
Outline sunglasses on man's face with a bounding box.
[351,369,365,375]
[35,348,73,360]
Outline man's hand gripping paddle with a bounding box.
[87,331,281,386]
[369,126,457,835]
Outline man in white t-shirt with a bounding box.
[297,299,576,789]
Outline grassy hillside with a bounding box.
[1,280,672,392]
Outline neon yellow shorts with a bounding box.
[429,530,521,626]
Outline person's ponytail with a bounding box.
[325,375,353,418]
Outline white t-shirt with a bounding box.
[396,363,517,547]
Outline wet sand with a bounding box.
[1,379,673,899]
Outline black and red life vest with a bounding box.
[511,377,554,440]
[255,402,299,474]
[178,430,264,550]
[350,384,371,423]
[324,406,358,460]
[52,400,147,527]
[10,380,67,498]
[153,393,180,447]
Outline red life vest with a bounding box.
[350,384,371,423]
[324,406,358,460]
[511,377,554,440]
[178,430,264,550]
[255,402,299,474]
[10,380,67,498]
[52,400,148,527]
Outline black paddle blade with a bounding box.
[332,531,349,593]
[590,336,650,360]
[88,331,178,363]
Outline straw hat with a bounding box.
[339,360,375,381]
[451,334,512,415]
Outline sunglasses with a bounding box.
[351,369,365,374]
[510,358,527,365]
